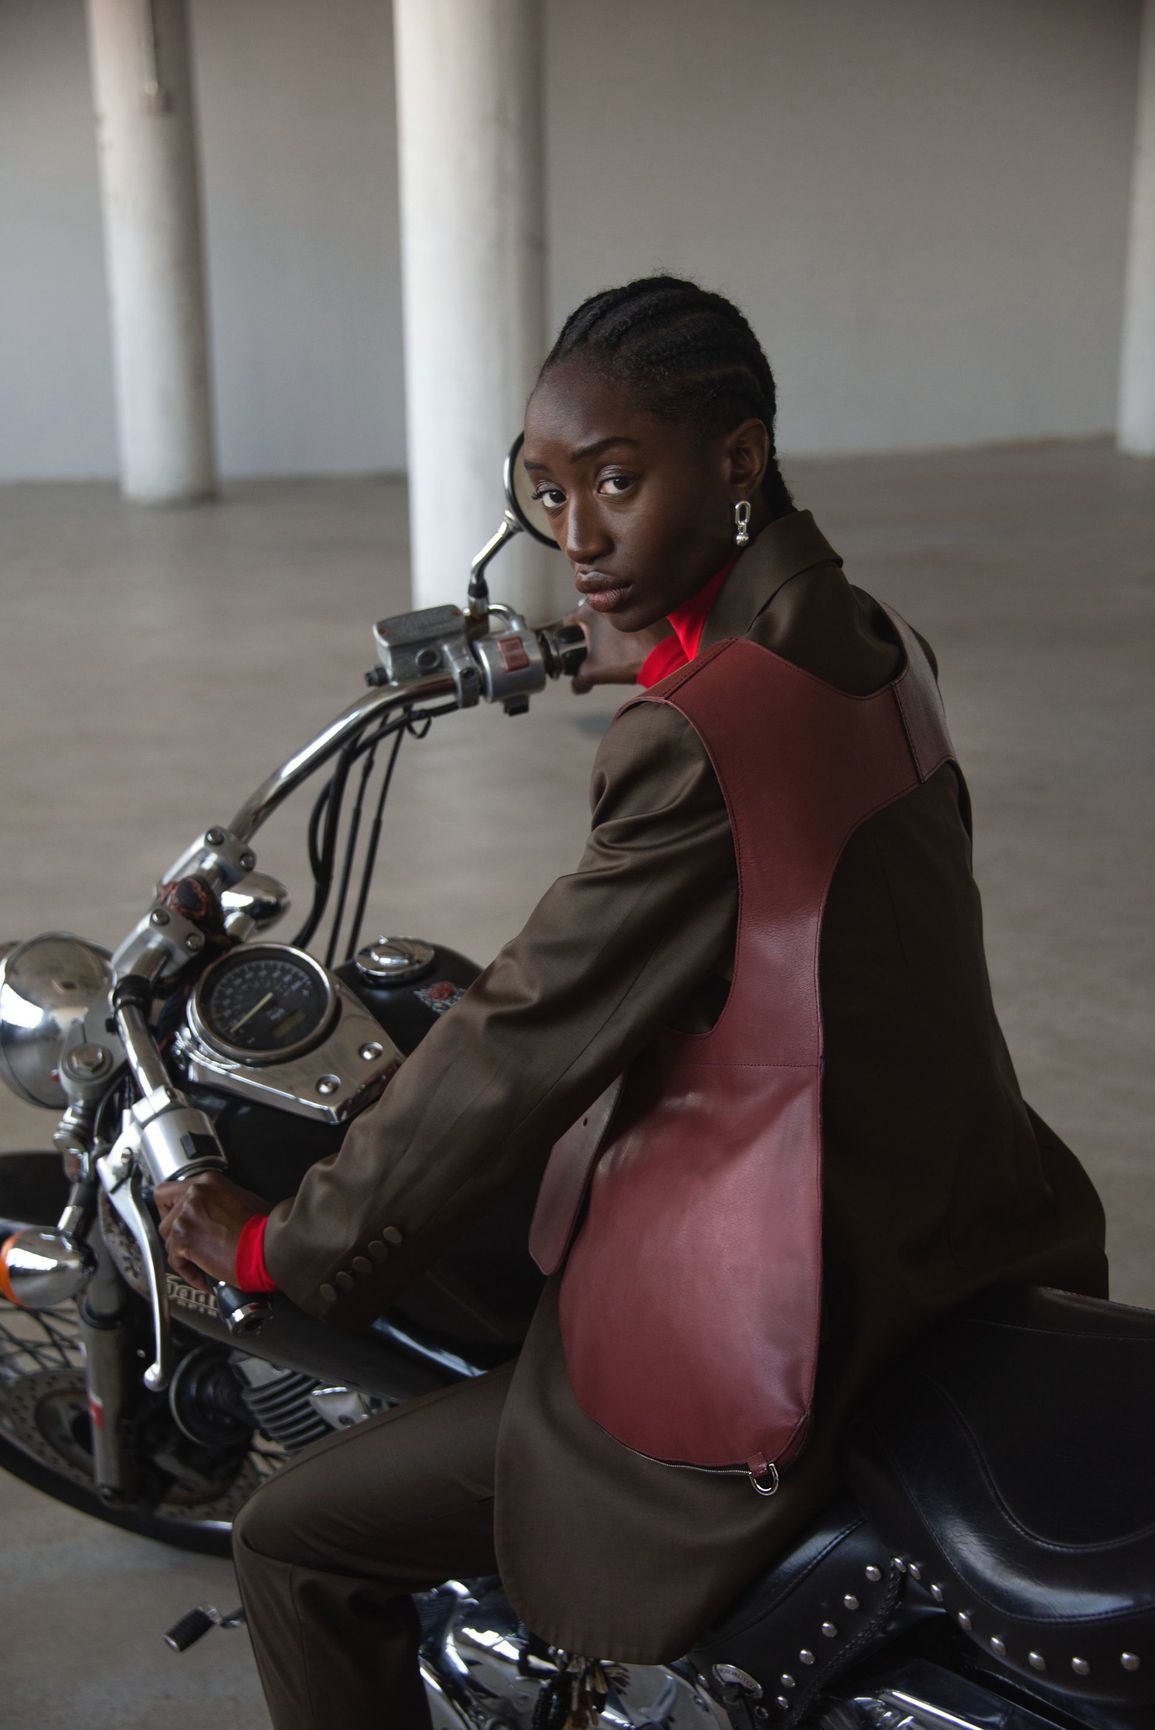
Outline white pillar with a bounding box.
[86,0,216,502]
[1119,0,1155,457]
[394,0,554,617]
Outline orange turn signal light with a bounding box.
[0,1233,20,1305]
[0,1227,91,1310]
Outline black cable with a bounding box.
[306,776,332,879]
[324,736,380,968]
[342,703,446,960]
[291,700,456,956]
[344,726,406,962]
[291,739,356,950]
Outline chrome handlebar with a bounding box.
[86,603,586,1392]
[229,671,456,847]
[229,605,584,846]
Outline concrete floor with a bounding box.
[0,441,1151,1725]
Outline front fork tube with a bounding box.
[78,1224,137,1504]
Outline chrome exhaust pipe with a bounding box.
[0,1225,93,1309]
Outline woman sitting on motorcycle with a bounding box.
[157,274,1107,1730]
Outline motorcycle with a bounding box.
[0,444,1151,1730]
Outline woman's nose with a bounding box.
[564,497,613,568]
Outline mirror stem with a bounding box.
[468,511,523,620]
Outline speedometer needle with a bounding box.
[229,991,275,1035]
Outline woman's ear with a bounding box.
[722,418,771,498]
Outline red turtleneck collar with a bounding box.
[636,556,738,688]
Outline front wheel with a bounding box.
[0,1152,279,1555]
[0,1297,285,1555]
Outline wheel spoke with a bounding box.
[0,1300,83,1380]
[0,1296,287,1531]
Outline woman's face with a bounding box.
[522,358,765,632]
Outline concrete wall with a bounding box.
[0,0,402,481]
[0,0,1142,480]
[0,0,117,479]
[544,0,1141,455]
[193,0,404,476]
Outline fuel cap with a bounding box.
[353,936,435,986]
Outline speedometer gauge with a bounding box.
[190,945,337,1065]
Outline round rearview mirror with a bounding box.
[504,433,559,548]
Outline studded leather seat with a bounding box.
[847,1284,1155,1708]
[690,1496,926,1720]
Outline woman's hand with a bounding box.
[155,1171,269,1291]
[566,600,673,694]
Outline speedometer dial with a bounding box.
[190,945,337,1065]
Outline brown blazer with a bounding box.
[263,511,1107,1662]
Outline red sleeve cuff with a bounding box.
[637,638,688,688]
[235,1212,278,1292]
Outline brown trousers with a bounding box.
[233,1360,515,1730]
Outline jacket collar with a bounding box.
[701,509,842,651]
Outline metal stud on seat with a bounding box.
[957,1612,973,1631]
[820,1622,838,1639]
[1072,1658,1091,1676]
[907,1562,922,1581]
[780,1674,796,1690]
[843,1594,860,1611]
[776,1696,790,1711]
[1029,1653,1047,1672]
[865,1565,883,1582]
[990,1637,1007,1657]
[929,1583,945,1603]
[1121,1653,1141,1672]
[798,1650,815,1666]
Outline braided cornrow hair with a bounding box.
[540,274,794,514]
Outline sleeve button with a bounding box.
[382,1225,404,1245]
[367,1239,388,1261]
[335,1270,355,1292]
[352,1255,372,1276]
[319,1282,337,1304]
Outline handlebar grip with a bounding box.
[552,623,589,678]
[536,621,588,680]
[214,1281,272,1335]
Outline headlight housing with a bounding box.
[0,934,112,1108]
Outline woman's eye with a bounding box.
[596,473,634,497]
[531,486,565,511]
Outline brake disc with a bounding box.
[0,1361,266,1521]
[1,1366,97,1487]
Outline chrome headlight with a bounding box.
[0,934,112,1108]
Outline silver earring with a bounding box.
[733,499,752,547]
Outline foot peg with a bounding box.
[164,1602,246,1652]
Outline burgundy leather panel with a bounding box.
[560,1048,821,1467]
[544,607,954,1470]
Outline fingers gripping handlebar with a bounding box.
[96,976,270,1391]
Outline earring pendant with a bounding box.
[733,499,752,547]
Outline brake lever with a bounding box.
[98,1137,174,1393]
[98,1124,272,1394]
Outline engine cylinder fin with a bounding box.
[232,1362,330,1451]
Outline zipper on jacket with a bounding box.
[625,1411,813,1496]
[630,1448,781,1496]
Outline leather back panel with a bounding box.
[534,606,954,1470]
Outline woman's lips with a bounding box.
[577,574,631,614]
